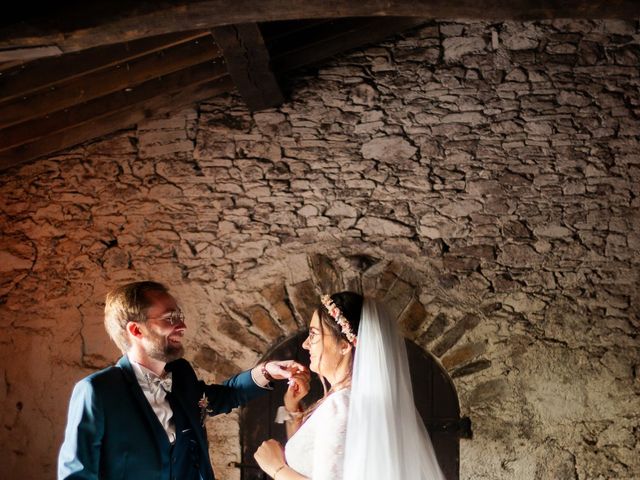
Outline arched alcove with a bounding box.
[237,330,468,479]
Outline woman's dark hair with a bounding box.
[302,291,364,419]
[317,291,363,346]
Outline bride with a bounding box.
[254,291,445,480]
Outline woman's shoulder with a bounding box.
[318,388,350,415]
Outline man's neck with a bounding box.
[127,347,166,377]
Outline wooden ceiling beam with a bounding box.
[0,60,24,72]
[0,31,210,103]
[0,61,228,152]
[0,76,235,171]
[269,17,427,72]
[0,36,222,129]
[259,19,331,44]
[1,1,638,59]
[212,23,283,111]
[0,45,62,62]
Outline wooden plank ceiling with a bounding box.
[1,1,637,58]
[0,1,638,171]
[0,17,425,170]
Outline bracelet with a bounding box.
[273,463,286,479]
[261,362,275,383]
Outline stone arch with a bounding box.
[207,251,492,378]
[216,252,483,479]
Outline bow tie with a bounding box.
[146,372,173,393]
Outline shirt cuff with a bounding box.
[251,363,273,390]
[275,406,304,424]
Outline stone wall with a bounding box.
[1,19,639,480]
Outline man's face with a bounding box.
[139,290,186,363]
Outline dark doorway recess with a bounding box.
[237,331,469,479]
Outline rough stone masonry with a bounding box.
[1,19,639,480]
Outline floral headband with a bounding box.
[320,294,357,346]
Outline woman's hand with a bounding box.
[284,368,310,413]
[254,439,286,477]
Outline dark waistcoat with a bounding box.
[167,391,202,480]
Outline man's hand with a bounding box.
[251,359,308,389]
[264,360,307,381]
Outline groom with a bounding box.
[58,281,303,480]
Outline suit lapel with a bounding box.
[116,355,171,452]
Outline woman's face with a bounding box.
[302,310,343,376]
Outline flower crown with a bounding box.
[320,294,357,346]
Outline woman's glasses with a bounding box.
[307,329,321,344]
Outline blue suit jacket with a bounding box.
[58,355,266,480]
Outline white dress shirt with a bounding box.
[131,361,176,443]
[130,361,272,444]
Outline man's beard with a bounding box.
[144,328,184,363]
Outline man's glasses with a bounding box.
[154,309,186,326]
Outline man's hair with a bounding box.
[104,281,169,353]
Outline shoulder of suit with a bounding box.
[166,357,195,374]
[77,364,123,389]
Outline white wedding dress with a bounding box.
[284,389,350,480]
[283,298,445,480]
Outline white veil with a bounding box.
[343,298,446,480]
